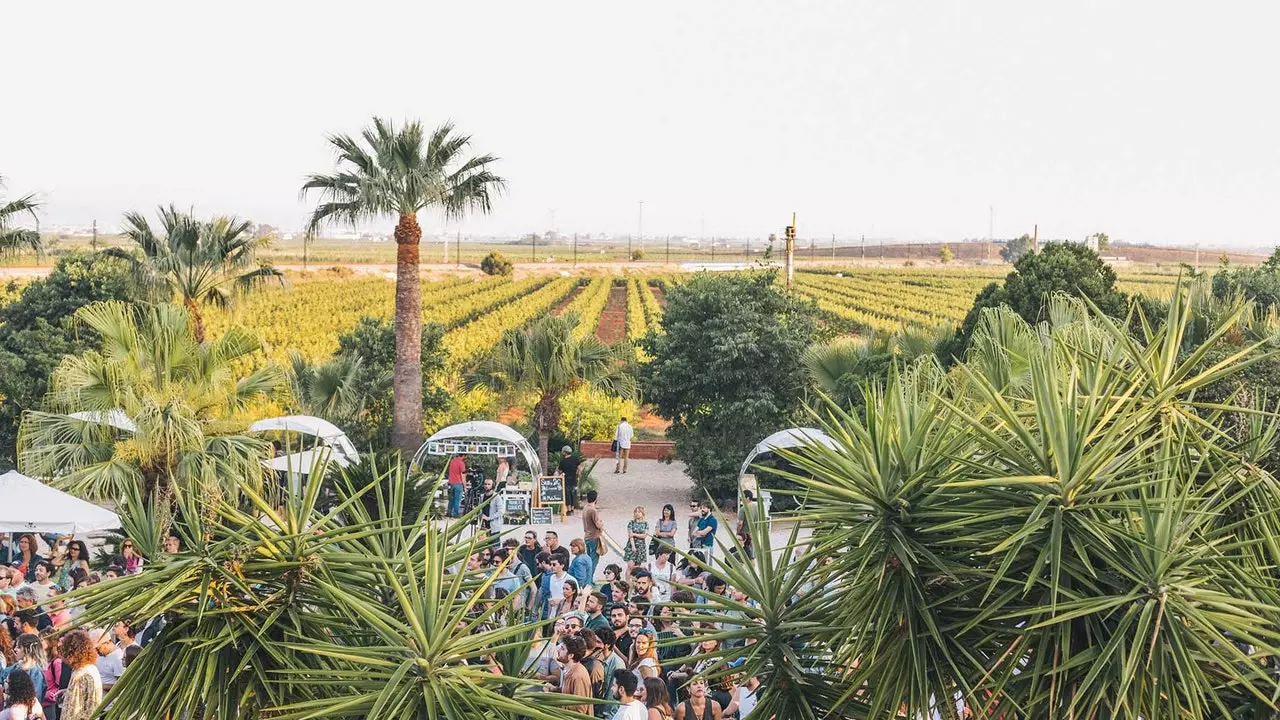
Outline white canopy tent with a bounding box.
[0,470,120,534]
[250,415,359,462]
[739,427,840,519]
[413,420,543,478]
[67,410,138,433]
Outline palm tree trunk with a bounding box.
[391,213,424,455]
[184,297,207,344]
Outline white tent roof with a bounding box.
[68,410,138,433]
[0,470,121,534]
[416,421,542,478]
[249,415,359,462]
[739,427,839,478]
[265,448,353,475]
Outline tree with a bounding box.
[104,205,285,342]
[641,271,819,499]
[481,250,514,276]
[467,313,635,471]
[18,301,283,517]
[303,117,505,455]
[691,288,1280,718]
[1088,231,1111,252]
[0,174,43,257]
[333,317,450,450]
[0,254,144,466]
[999,233,1032,263]
[62,464,589,720]
[938,245,954,263]
[939,241,1129,361]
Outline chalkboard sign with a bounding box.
[531,507,554,525]
[538,475,564,504]
[504,494,528,514]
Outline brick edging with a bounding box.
[581,440,674,460]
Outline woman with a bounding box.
[653,504,678,551]
[624,507,650,576]
[628,628,661,680]
[5,634,47,703]
[119,540,144,575]
[647,547,677,603]
[557,578,581,618]
[643,676,674,720]
[654,605,692,668]
[57,631,101,720]
[600,564,624,601]
[0,623,14,666]
[0,568,18,597]
[52,542,89,591]
[567,538,594,590]
[0,668,45,719]
[11,535,42,583]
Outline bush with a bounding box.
[558,388,640,440]
[480,251,513,276]
[630,250,645,261]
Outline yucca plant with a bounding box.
[62,455,593,720]
[694,285,1280,719]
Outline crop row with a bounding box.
[560,277,612,341]
[796,275,969,326]
[442,277,579,370]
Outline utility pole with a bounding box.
[637,201,644,255]
[711,237,715,262]
[746,236,750,261]
[456,231,461,268]
[532,232,537,263]
[785,213,797,288]
[810,234,815,262]
[1033,224,1039,253]
[91,219,98,251]
[665,235,670,265]
[880,237,884,261]
[627,234,632,261]
[859,233,864,260]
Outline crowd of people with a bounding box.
[460,485,767,720]
[0,533,174,719]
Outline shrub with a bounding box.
[481,251,513,276]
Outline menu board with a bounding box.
[531,507,554,525]
[538,475,564,504]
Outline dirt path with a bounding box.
[552,284,584,315]
[596,284,627,343]
[649,284,667,306]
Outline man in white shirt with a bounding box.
[92,628,126,691]
[611,668,648,720]
[613,417,634,474]
[547,556,569,615]
[30,561,57,601]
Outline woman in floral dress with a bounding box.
[624,506,650,576]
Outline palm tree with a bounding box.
[468,313,635,471]
[0,174,43,256]
[104,204,285,342]
[63,458,592,720]
[302,117,505,454]
[18,301,283,517]
[287,350,387,427]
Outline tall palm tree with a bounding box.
[104,204,285,342]
[18,301,283,517]
[0,174,44,256]
[468,313,635,471]
[302,117,505,454]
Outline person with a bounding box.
[648,548,677,603]
[14,590,50,633]
[544,531,571,569]
[11,535,42,583]
[163,535,181,556]
[723,669,761,719]
[557,446,582,514]
[517,531,543,581]
[91,629,124,692]
[594,627,624,705]
[480,477,503,540]
[614,417,634,474]
[555,635,593,716]
[736,490,758,559]
[612,668,647,720]
[568,539,594,591]
[609,580,630,606]
[446,454,467,518]
[675,678,723,720]
[624,506,650,576]
[44,588,71,629]
[644,676,675,720]
[631,570,654,606]
[57,631,101,720]
[3,634,47,704]
[581,491,606,579]
[691,502,718,564]
[653,504,678,552]
[546,556,571,617]
[0,668,45,719]
[577,629,607,710]
[627,627,661,680]
[119,539,144,575]
[52,541,89,590]
[654,604,692,668]
[599,564,623,603]
[44,643,71,720]
[584,592,610,633]
[113,620,140,652]
[559,578,582,619]
[496,455,511,487]
[608,604,633,657]
[28,563,56,603]
[535,552,554,620]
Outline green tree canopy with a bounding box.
[641,271,819,499]
[0,174,43,257]
[999,233,1033,263]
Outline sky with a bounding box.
[4,1,1280,246]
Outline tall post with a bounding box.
[810,235,815,262]
[91,219,98,251]
[711,237,715,262]
[456,230,461,268]
[627,234,632,261]
[532,232,537,263]
[665,235,670,265]
[1033,223,1039,253]
[859,233,864,260]
[746,236,750,261]
[785,212,796,289]
[573,232,578,267]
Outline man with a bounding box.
[613,416,634,474]
[578,629,610,717]
[631,569,654,606]
[481,477,504,541]
[611,668,648,720]
[13,609,41,636]
[557,446,582,513]
[608,604,633,656]
[536,552,554,619]
[518,531,543,580]
[584,592,610,633]
[547,556,571,617]
[556,635,594,716]
[582,490,606,580]
[14,587,51,632]
[545,531,571,568]
[115,619,141,650]
[692,501,719,564]
[30,560,57,601]
[562,611,586,637]
[737,489,759,559]
[595,626,625,705]
[676,678,724,720]
[93,627,127,691]
[446,454,467,518]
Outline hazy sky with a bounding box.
[5,1,1279,246]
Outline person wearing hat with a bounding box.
[556,445,583,515]
[90,627,125,692]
